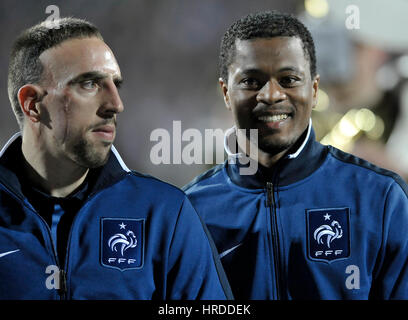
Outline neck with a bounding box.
[236,130,290,169]
[256,149,288,168]
[21,132,89,198]
[236,126,309,169]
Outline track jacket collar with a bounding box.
[0,132,130,201]
[225,120,328,188]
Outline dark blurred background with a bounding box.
[1,0,407,187]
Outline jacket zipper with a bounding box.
[30,206,67,300]
[59,269,67,299]
[31,209,68,300]
[0,172,131,299]
[40,189,111,299]
[0,182,67,299]
[266,181,282,300]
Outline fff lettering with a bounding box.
[107,258,136,264]
[315,249,343,257]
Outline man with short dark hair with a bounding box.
[0,17,232,300]
[184,11,408,299]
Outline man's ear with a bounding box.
[17,84,47,123]
[311,74,320,109]
[219,78,231,111]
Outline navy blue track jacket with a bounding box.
[184,125,408,299]
[0,133,232,300]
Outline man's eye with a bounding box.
[114,80,123,89]
[80,80,99,90]
[240,78,261,88]
[279,76,300,87]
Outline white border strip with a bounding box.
[0,132,21,158]
[111,145,131,172]
[223,118,312,160]
[287,118,312,159]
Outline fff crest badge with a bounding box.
[306,208,350,263]
[100,218,144,271]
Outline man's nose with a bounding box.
[98,79,124,117]
[256,79,287,105]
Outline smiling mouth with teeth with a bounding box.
[258,114,289,122]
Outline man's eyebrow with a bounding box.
[237,68,267,78]
[239,66,304,75]
[277,66,304,74]
[239,68,264,75]
[68,71,123,85]
[68,71,107,84]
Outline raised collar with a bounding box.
[0,132,130,202]
[225,123,328,189]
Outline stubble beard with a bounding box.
[257,135,297,156]
[256,125,308,157]
[71,137,111,169]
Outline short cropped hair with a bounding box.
[219,11,317,82]
[7,17,103,129]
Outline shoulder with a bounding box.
[327,145,408,197]
[182,163,226,193]
[120,170,187,201]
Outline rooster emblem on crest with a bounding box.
[313,220,343,248]
[108,230,137,256]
